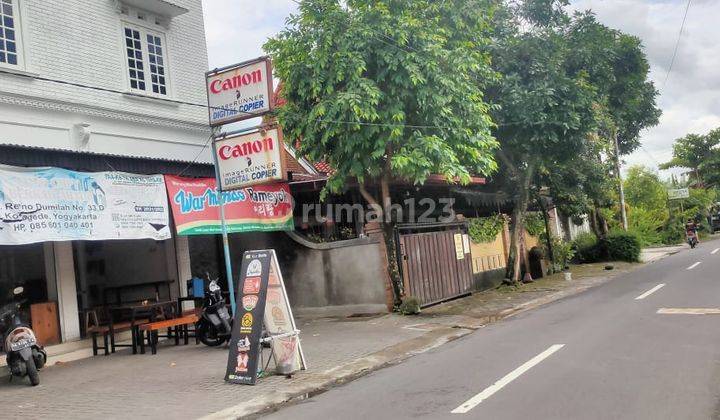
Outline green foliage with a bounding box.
[602,231,641,262]
[572,232,600,263]
[550,237,575,271]
[626,206,666,247]
[660,129,720,186]
[572,231,640,262]
[620,165,717,245]
[624,166,666,210]
[468,215,505,244]
[265,0,498,195]
[524,213,546,237]
[398,296,421,315]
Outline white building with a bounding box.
[0,0,211,343]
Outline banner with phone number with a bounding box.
[0,166,170,245]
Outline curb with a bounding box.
[200,327,473,420]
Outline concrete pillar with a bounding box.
[175,236,192,310]
[163,238,179,300]
[53,242,80,342]
[43,242,58,302]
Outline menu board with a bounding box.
[225,251,271,385]
[225,249,305,384]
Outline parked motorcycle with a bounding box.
[197,276,233,347]
[0,286,47,386]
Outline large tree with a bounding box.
[265,0,498,305]
[563,12,660,231]
[488,1,597,282]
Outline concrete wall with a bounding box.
[469,225,508,292]
[469,231,506,274]
[222,232,389,317]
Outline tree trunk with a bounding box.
[538,196,554,273]
[498,152,534,285]
[506,176,531,284]
[380,173,403,307]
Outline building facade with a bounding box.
[0,0,211,343]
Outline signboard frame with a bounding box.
[668,188,690,200]
[205,56,274,127]
[213,125,287,192]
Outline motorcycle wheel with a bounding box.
[198,322,226,347]
[26,359,40,386]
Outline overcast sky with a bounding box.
[201,0,714,176]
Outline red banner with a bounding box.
[164,175,293,235]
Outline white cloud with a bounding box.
[201,0,297,68]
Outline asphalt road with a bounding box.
[265,242,720,420]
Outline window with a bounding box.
[122,24,168,96]
[0,0,22,68]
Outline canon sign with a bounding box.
[218,136,274,160]
[205,57,274,126]
[214,128,285,191]
[209,69,263,94]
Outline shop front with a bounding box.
[0,146,215,344]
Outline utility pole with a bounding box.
[613,130,628,231]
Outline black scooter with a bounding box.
[196,277,233,347]
[0,286,47,386]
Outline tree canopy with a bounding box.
[265,0,498,196]
[660,129,720,186]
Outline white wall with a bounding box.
[0,0,211,162]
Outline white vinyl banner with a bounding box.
[0,166,171,245]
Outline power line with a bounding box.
[0,68,258,117]
[662,0,692,89]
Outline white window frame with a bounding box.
[0,0,27,70]
[119,9,172,99]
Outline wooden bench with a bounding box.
[88,319,150,355]
[87,325,110,356]
[139,314,199,354]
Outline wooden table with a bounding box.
[103,280,175,306]
[108,300,176,354]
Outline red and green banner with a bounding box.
[164,175,293,235]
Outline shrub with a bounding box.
[627,207,665,247]
[601,231,641,262]
[551,237,575,271]
[525,213,546,237]
[468,214,505,244]
[572,232,600,263]
[398,296,421,315]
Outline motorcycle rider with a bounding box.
[686,218,700,244]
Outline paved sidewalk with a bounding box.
[0,255,674,420]
[0,314,472,420]
[640,244,686,263]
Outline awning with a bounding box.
[0,144,214,178]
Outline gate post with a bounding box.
[365,221,396,311]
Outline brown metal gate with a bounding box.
[398,225,474,307]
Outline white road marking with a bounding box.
[658,308,720,315]
[634,284,665,300]
[712,248,720,255]
[451,344,565,414]
[687,262,702,270]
